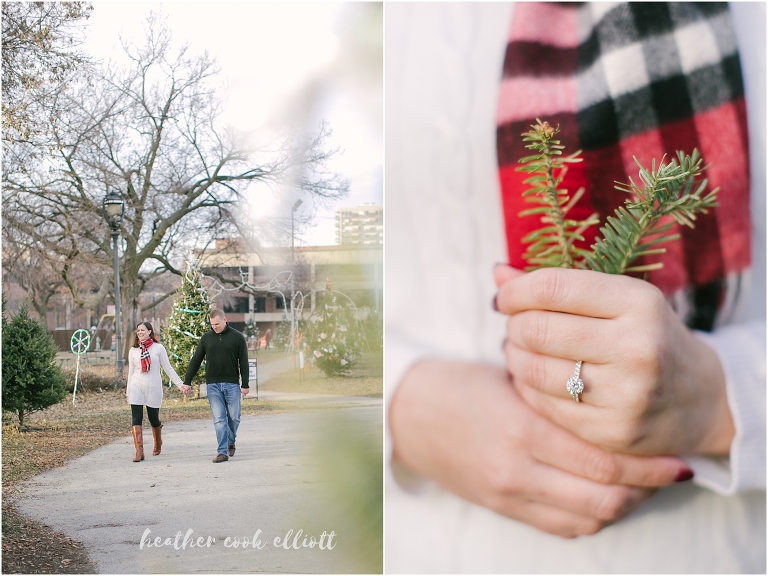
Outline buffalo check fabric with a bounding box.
[497,2,751,331]
[139,338,153,373]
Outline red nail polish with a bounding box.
[674,468,694,483]
[492,294,499,312]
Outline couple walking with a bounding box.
[126,308,250,463]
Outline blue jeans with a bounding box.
[207,383,241,455]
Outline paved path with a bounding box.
[11,360,383,574]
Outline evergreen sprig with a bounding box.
[517,120,599,270]
[518,121,719,275]
[584,150,719,274]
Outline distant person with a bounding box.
[126,322,188,462]
[181,308,249,463]
[264,328,272,349]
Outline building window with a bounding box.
[223,296,249,314]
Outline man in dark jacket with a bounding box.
[181,308,249,462]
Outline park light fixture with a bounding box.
[102,189,125,379]
[102,189,125,230]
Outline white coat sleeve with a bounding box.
[157,344,184,388]
[386,330,460,493]
[687,322,766,494]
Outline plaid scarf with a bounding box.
[497,2,751,331]
[139,338,153,373]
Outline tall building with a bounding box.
[336,204,383,245]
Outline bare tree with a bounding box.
[2,220,112,322]
[3,14,349,361]
[2,1,93,145]
[1,228,64,319]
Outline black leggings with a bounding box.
[131,405,161,428]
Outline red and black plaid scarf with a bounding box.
[139,339,153,373]
[497,2,751,331]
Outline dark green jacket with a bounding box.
[183,325,249,388]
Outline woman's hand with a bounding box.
[389,360,694,539]
[494,265,735,456]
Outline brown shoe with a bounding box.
[152,424,163,456]
[228,444,236,457]
[132,425,144,462]
[212,453,229,463]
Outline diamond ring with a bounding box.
[566,360,585,403]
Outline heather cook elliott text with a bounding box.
[140,528,337,551]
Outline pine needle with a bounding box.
[517,121,719,276]
[584,150,718,274]
[516,120,599,270]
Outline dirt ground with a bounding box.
[2,500,97,574]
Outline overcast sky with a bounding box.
[81,2,382,247]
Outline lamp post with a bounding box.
[290,199,303,364]
[102,190,125,379]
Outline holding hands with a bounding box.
[494,265,735,457]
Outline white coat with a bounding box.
[126,343,184,408]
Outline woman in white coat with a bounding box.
[127,322,186,462]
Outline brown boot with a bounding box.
[152,424,163,456]
[132,425,144,462]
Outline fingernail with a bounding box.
[674,468,694,483]
[492,294,499,312]
[493,262,509,271]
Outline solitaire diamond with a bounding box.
[566,376,584,395]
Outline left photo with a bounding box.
[2,2,383,573]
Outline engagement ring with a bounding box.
[566,360,584,403]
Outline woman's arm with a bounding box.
[157,344,184,389]
[389,359,694,538]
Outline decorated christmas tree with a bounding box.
[272,307,291,350]
[243,319,259,348]
[165,263,213,397]
[304,280,362,376]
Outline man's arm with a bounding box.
[238,334,249,388]
[183,337,207,386]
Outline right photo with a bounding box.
[384,2,765,573]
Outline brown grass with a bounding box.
[261,351,383,397]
